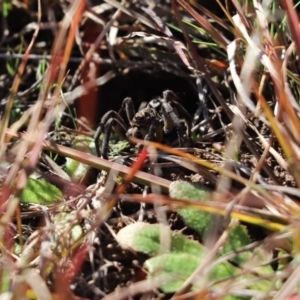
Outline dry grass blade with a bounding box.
[112,193,287,231]
[227,40,256,112]
[171,0,234,125]
[131,138,300,214]
[22,269,52,300]
[281,0,300,67]
[132,138,266,194]
[0,197,19,242]
[274,262,300,299]
[224,0,251,29]
[26,0,86,169]
[89,149,149,232]
[70,5,121,90]
[3,0,85,189]
[102,278,165,300]
[177,0,228,50]
[5,129,171,192]
[232,13,300,186]
[123,31,193,70]
[104,0,155,29]
[252,81,295,166]
[188,1,233,31]
[0,0,41,157]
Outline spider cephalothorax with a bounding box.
[94,90,192,159]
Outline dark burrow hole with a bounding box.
[96,70,199,122]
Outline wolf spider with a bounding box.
[94,90,192,159]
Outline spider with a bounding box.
[94,90,192,159]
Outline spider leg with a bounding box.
[100,110,127,128]
[162,90,192,142]
[144,119,163,142]
[94,123,104,158]
[133,120,163,154]
[163,90,181,103]
[100,118,113,159]
[170,101,192,142]
[94,110,127,158]
[118,97,136,124]
[161,102,189,146]
[161,102,181,132]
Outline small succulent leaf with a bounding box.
[170,232,204,256]
[117,222,204,256]
[169,181,210,200]
[21,178,62,205]
[144,253,236,294]
[144,253,202,293]
[117,222,163,255]
[169,181,214,236]
[178,206,213,237]
[220,223,252,265]
[220,221,275,285]
[168,182,275,293]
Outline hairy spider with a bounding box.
[94,90,192,159]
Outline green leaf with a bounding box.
[65,135,96,181]
[110,140,130,156]
[220,223,252,265]
[169,181,214,236]
[169,181,210,200]
[145,253,201,293]
[145,253,236,294]
[117,222,204,256]
[171,182,277,290]
[21,178,62,205]
[66,158,91,182]
[6,58,16,76]
[2,0,12,18]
